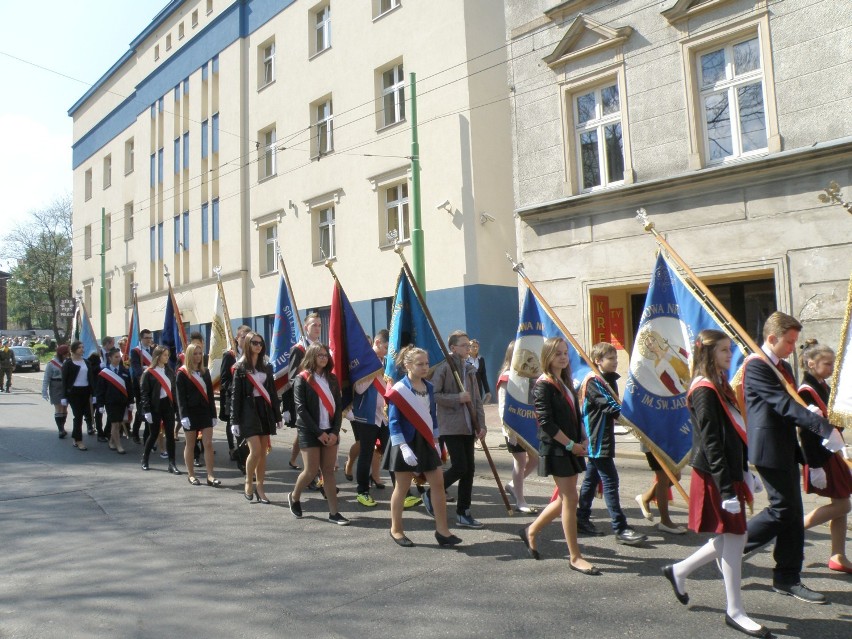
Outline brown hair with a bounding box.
[447,330,469,348]
[799,338,834,372]
[240,332,265,372]
[184,343,206,375]
[300,342,334,376]
[590,342,616,364]
[691,329,734,399]
[498,340,515,376]
[395,344,428,373]
[540,337,572,386]
[152,345,170,366]
[762,311,802,339]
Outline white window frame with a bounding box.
[84,169,93,201]
[124,202,134,241]
[314,4,331,55]
[166,34,172,51]
[313,99,333,158]
[380,62,405,128]
[124,138,134,175]
[105,276,113,314]
[103,154,112,189]
[373,0,400,20]
[104,214,112,251]
[260,40,275,88]
[260,224,278,275]
[84,224,92,259]
[259,127,277,180]
[383,182,410,246]
[573,82,624,192]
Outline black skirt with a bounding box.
[383,429,441,474]
[242,396,274,438]
[104,402,129,424]
[538,452,585,478]
[185,405,213,430]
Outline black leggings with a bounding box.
[355,423,388,494]
[143,398,176,463]
[68,386,92,442]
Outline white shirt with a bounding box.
[73,359,89,387]
[153,366,171,398]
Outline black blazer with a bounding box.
[217,350,237,420]
[798,373,834,469]
[230,362,282,433]
[139,366,177,414]
[533,377,584,457]
[61,358,96,397]
[176,368,217,422]
[744,357,832,470]
[688,386,746,500]
[95,365,132,408]
[294,371,342,438]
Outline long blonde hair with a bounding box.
[184,343,206,375]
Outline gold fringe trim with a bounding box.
[828,274,852,433]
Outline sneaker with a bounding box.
[457,510,484,529]
[159,451,169,459]
[356,493,377,508]
[422,489,435,518]
[403,495,423,509]
[328,512,350,526]
[288,492,303,519]
[194,459,202,467]
[616,528,647,546]
[772,582,827,605]
[576,519,604,536]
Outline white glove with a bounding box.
[98,407,105,415]
[809,467,828,490]
[181,417,191,431]
[743,471,755,494]
[721,497,741,514]
[128,403,135,409]
[91,397,97,405]
[276,421,283,430]
[750,471,764,494]
[283,411,291,423]
[344,410,355,422]
[232,424,241,438]
[843,446,850,461]
[400,442,418,466]
[60,398,68,407]
[211,417,218,427]
[807,404,824,417]
[823,429,845,453]
[144,412,153,424]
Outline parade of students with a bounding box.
[662,329,771,638]
[61,340,96,450]
[288,341,348,524]
[177,343,220,487]
[520,337,599,575]
[42,344,69,438]
[140,345,180,474]
[95,347,132,455]
[797,340,852,574]
[231,332,282,503]
[385,345,461,547]
[282,312,323,471]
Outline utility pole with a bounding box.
[409,72,425,291]
[100,206,106,337]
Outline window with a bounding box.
[183,132,189,170]
[84,169,93,201]
[102,155,112,189]
[84,284,92,313]
[178,23,185,40]
[174,138,181,173]
[381,62,405,127]
[260,126,277,180]
[202,202,209,245]
[574,82,624,190]
[212,113,219,153]
[212,198,220,241]
[174,216,181,254]
[201,119,209,159]
[182,211,189,250]
[157,148,164,183]
[313,4,331,55]
[125,202,134,240]
[698,36,767,163]
[384,182,409,244]
[192,9,199,27]
[150,153,156,188]
[154,45,160,60]
[150,226,156,261]
[183,78,189,95]
[104,214,112,251]
[212,55,219,74]
[261,225,277,274]
[207,0,213,14]
[374,0,400,19]
[317,206,335,260]
[84,225,92,259]
[150,103,156,119]
[158,97,164,113]
[166,34,172,51]
[260,40,275,88]
[105,277,112,314]
[313,99,333,158]
[124,138,134,174]
[202,62,209,82]
[125,271,135,307]
[158,223,164,260]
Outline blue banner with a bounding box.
[270,273,301,391]
[385,269,443,383]
[501,288,591,452]
[622,253,745,470]
[123,298,140,364]
[75,299,100,359]
[161,291,184,369]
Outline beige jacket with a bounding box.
[431,355,486,437]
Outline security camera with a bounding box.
[436,199,451,211]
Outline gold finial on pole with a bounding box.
[818,181,852,214]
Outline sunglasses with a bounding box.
[251,340,263,346]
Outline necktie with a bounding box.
[776,360,794,385]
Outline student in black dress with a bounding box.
[177,343,220,487]
[95,347,132,455]
[662,330,771,638]
[140,346,181,475]
[288,342,348,525]
[385,346,461,547]
[231,333,281,503]
[798,340,852,574]
[61,340,96,450]
[519,337,597,575]
[219,324,251,458]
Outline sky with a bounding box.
[0,0,167,270]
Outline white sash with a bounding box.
[178,366,209,403]
[99,368,128,397]
[247,371,272,408]
[386,380,436,447]
[147,368,173,402]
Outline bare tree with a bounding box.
[1,195,73,343]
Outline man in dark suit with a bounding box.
[743,312,843,604]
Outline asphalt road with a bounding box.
[1,371,849,638]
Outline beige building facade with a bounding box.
[70,0,518,377]
[505,0,852,366]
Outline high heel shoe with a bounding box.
[244,491,254,501]
[371,477,386,490]
[168,463,182,476]
[435,531,462,547]
[519,527,541,560]
[254,490,270,504]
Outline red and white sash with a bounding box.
[178,366,208,403]
[299,370,335,417]
[147,368,173,402]
[99,368,128,397]
[798,383,828,416]
[135,346,152,366]
[688,376,747,444]
[49,358,62,371]
[536,374,575,411]
[247,371,273,408]
[372,376,388,397]
[386,380,436,447]
[496,372,509,390]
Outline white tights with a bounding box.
[672,533,761,632]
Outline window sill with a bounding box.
[124,169,134,176]
[309,46,332,62]
[258,79,276,93]
[379,238,410,251]
[373,4,402,22]
[310,150,335,162]
[259,270,277,279]
[103,183,111,190]
[705,149,769,168]
[377,119,406,134]
[579,181,625,195]
[258,173,278,184]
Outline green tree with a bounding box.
[1,195,73,343]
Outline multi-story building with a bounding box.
[505,0,852,365]
[69,0,517,380]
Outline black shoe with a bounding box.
[519,527,540,560]
[724,614,774,638]
[87,428,96,436]
[435,531,462,547]
[254,490,270,504]
[132,436,142,444]
[168,463,182,476]
[328,513,350,526]
[615,528,647,546]
[141,459,150,471]
[58,430,67,439]
[576,519,604,536]
[97,436,108,443]
[288,492,303,518]
[390,531,414,547]
[771,582,826,605]
[194,459,202,467]
[344,473,353,481]
[662,565,689,605]
[371,478,386,490]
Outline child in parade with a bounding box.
[140,346,181,474]
[61,340,96,450]
[42,344,69,438]
[177,343,220,487]
[95,347,132,455]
